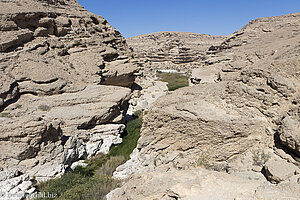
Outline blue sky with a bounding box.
[77,0,300,38]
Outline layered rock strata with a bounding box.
[111,13,300,200]
[0,0,137,197]
[127,32,225,76]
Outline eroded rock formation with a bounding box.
[1,0,299,199]
[127,32,225,76]
[0,0,136,109]
[110,13,300,200]
[0,0,137,196]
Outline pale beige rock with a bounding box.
[279,115,300,156]
[114,12,300,199]
[108,168,300,200]
[126,77,168,116]
[135,82,270,170]
[127,32,225,76]
[0,85,130,178]
[190,65,222,85]
[0,0,137,111]
[264,159,299,183]
[0,0,136,181]
[0,29,33,52]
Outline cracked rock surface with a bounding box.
[110,13,300,200]
[0,0,136,196]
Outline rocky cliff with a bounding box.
[0,0,137,196]
[110,13,300,200]
[1,1,299,199]
[127,31,225,75]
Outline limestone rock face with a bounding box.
[0,0,136,110]
[0,85,130,179]
[135,82,270,169]
[127,32,225,76]
[0,168,35,200]
[0,0,136,181]
[131,13,300,171]
[108,168,300,200]
[112,13,300,199]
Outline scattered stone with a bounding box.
[252,166,262,172]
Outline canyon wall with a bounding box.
[0,0,136,188]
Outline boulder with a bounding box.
[126,78,168,117]
[134,82,270,170]
[278,115,300,156]
[190,65,222,85]
[264,159,299,183]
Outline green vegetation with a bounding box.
[36,117,143,200]
[157,72,189,91]
[109,118,142,159]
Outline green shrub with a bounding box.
[58,175,120,200]
[133,110,142,117]
[157,72,189,91]
[37,172,90,199]
[95,156,126,176]
[81,153,110,176]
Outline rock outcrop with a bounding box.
[111,13,300,200]
[278,107,300,157]
[0,85,130,178]
[0,0,137,193]
[126,77,168,117]
[0,0,136,111]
